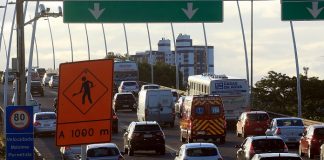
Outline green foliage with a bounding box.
[253,71,324,122]
[138,62,184,90]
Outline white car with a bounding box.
[86,143,124,160]
[175,143,223,160]
[251,153,302,160]
[33,112,56,136]
[118,81,139,94]
[49,75,59,88]
[140,84,160,91]
[42,72,57,86]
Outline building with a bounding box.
[130,34,214,84]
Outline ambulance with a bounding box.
[179,95,226,143]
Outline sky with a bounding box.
[1,0,324,85]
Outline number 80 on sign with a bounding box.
[9,109,31,130]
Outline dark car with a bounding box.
[113,92,137,112]
[31,81,44,96]
[123,121,165,156]
[299,124,324,159]
[236,136,288,160]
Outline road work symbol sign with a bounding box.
[56,59,113,146]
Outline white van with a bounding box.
[137,89,175,127]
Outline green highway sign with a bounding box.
[63,0,223,23]
[282,0,324,21]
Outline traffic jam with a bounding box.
[4,60,324,160]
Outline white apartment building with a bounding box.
[131,34,214,85]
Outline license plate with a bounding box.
[144,134,152,138]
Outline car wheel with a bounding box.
[170,121,174,128]
[159,147,165,155]
[180,132,186,143]
[308,147,314,159]
[299,145,304,156]
[128,147,134,156]
[220,136,226,144]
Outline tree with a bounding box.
[138,62,184,89]
[253,71,324,121]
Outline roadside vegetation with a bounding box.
[253,71,324,122]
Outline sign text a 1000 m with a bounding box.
[63,0,223,23]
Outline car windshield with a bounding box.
[314,128,324,136]
[36,114,56,120]
[134,124,160,131]
[87,147,119,157]
[260,157,301,160]
[186,147,218,157]
[252,139,285,152]
[247,113,269,121]
[277,119,304,126]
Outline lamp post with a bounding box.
[67,23,74,62]
[0,0,9,54]
[45,18,56,70]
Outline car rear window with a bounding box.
[36,114,56,120]
[277,119,304,126]
[144,86,159,89]
[134,124,161,131]
[260,157,301,160]
[124,82,137,86]
[314,128,324,136]
[247,113,269,121]
[186,147,218,157]
[116,94,134,100]
[87,147,119,157]
[252,139,286,152]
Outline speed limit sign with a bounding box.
[9,109,30,130]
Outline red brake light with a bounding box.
[275,128,281,135]
[34,121,41,126]
[132,132,141,138]
[156,131,164,136]
[311,135,318,142]
[249,143,255,155]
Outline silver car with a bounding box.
[33,112,56,136]
[175,143,223,160]
[86,143,124,160]
[60,146,81,160]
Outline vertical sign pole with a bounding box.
[146,23,153,83]
[250,0,254,108]
[123,23,129,58]
[202,23,209,73]
[84,24,90,60]
[171,23,179,89]
[289,21,302,118]
[67,23,74,62]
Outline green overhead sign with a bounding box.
[63,0,223,23]
[282,0,324,21]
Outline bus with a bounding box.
[187,73,249,127]
[114,61,139,86]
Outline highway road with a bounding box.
[0,84,319,160]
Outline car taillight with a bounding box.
[249,143,255,155]
[113,115,118,119]
[311,135,318,142]
[132,132,141,138]
[34,121,41,126]
[156,131,164,137]
[275,128,281,135]
[284,143,289,152]
[64,146,71,151]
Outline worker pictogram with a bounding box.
[63,69,108,115]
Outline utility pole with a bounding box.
[16,0,26,105]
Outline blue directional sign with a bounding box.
[6,106,34,160]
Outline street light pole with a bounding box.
[67,23,74,62]
[102,24,108,56]
[0,0,9,54]
[46,17,56,70]
[84,24,90,60]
